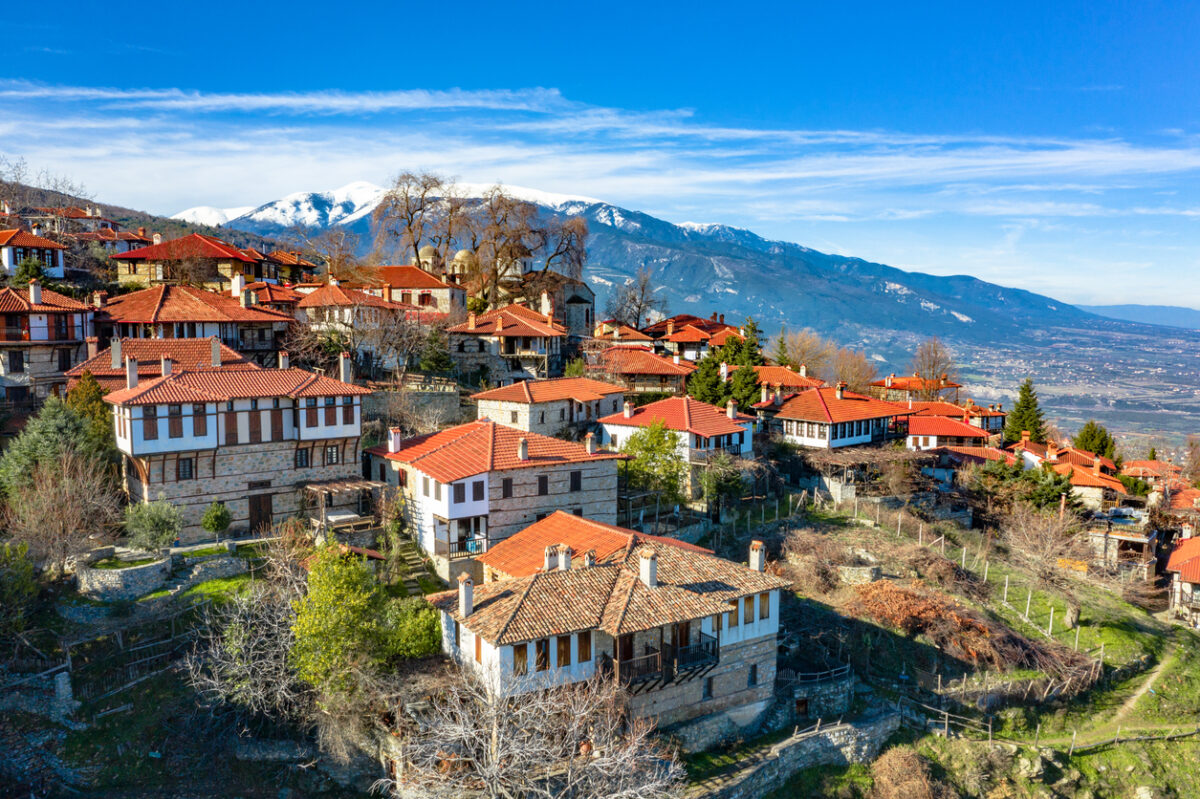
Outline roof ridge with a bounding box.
[494,573,540,643]
[407,420,491,469]
[521,380,533,403]
[149,284,168,324]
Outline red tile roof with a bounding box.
[68,228,152,244]
[730,364,824,389]
[907,415,989,439]
[598,395,753,437]
[112,233,258,263]
[594,346,695,376]
[244,282,303,304]
[870,374,963,391]
[594,321,653,342]
[103,367,370,406]
[447,304,565,338]
[0,284,90,313]
[1166,537,1200,583]
[776,387,910,423]
[1051,463,1126,493]
[1122,460,1182,480]
[476,511,710,578]
[296,282,416,310]
[358,265,457,290]
[365,419,624,483]
[32,206,109,221]
[66,338,258,390]
[268,250,317,267]
[472,377,625,404]
[934,446,1017,465]
[664,324,712,343]
[707,328,743,347]
[908,400,1005,418]
[642,314,740,338]
[1056,446,1117,473]
[102,285,294,324]
[0,229,66,249]
[1168,487,1200,512]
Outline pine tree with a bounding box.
[771,325,792,368]
[1003,378,1047,445]
[1073,420,1117,460]
[1148,447,1158,461]
[727,363,761,411]
[738,317,765,366]
[687,355,728,405]
[11,258,44,287]
[418,328,452,372]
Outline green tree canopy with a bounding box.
[1073,420,1118,461]
[1003,378,1047,445]
[0,397,90,498]
[418,327,453,372]
[0,543,37,636]
[727,362,761,411]
[201,501,233,537]
[771,325,792,368]
[382,596,442,659]
[620,420,687,505]
[11,258,44,286]
[65,371,117,465]
[563,357,586,378]
[735,317,764,366]
[1148,446,1158,461]
[686,354,727,405]
[125,500,184,551]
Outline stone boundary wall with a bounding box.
[697,712,900,799]
[76,558,169,601]
[173,555,247,591]
[836,565,881,585]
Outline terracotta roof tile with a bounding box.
[598,395,752,437]
[102,285,294,324]
[102,367,370,406]
[112,233,258,263]
[907,416,989,438]
[1050,463,1126,493]
[933,446,1017,465]
[66,337,257,390]
[664,324,711,343]
[267,251,317,267]
[870,374,964,391]
[447,304,565,338]
[908,400,1005,418]
[776,387,910,424]
[358,265,456,290]
[730,364,824,389]
[471,377,624,404]
[594,346,695,376]
[0,229,66,249]
[594,322,653,342]
[1167,537,1200,583]
[0,284,90,313]
[296,283,415,310]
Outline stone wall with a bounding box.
[76,558,169,601]
[836,565,881,585]
[362,389,460,429]
[793,673,855,719]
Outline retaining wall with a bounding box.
[76,558,169,601]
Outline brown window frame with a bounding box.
[577,631,591,663]
[535,639,549,672]
[513,642,528,675]
[537,475,548,496]
[192,404,207,436]
[248,410,262,443]
[225,412,239,445]
[306,403,318,427]
[759,592,770,620]
[270,409,283,441]
[341,400,353,425]
[557,635,571,668]
[474,633,482,664]
[176,457,194,481]
[569,470,582,492]
[744,595,754,622]
[727,599,739,628]
[143,406,158,440]
[324,401,336,426]
[167,404,183,438]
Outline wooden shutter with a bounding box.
[557,635,571,667]
[342,402,353,424]
[143,411,157,440]
[513,643,527,675]
[192,405,207,436]
[225,413,239,445]
[271,409,283,441]
[578,631,591,663]
[248,411,262,443]
[324,404,336,425]
[168,412,183,438]
[306,406,318,427]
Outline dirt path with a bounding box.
[1112,644,1175,725]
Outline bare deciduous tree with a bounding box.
[289,225,364,280]
[908,337,957,400]
[385,670,684,799]
[604,267,669,329]
[372,172,448,268]
[831,346,878,394]
[775,328,835,379]
[5,448,121,576]
[540,216,589,281]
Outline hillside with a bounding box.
[1078,304,1200,331]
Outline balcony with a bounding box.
[675,632,719,672]
[607,631,720,685]
[0,327,28,342]
[434,536,499,561]
[690,445,744,464]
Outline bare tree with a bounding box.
[5,448,121,576]
[831,346,878,394]
[1184,435,1200,483]
[286,303,435,379]
[1000,504,1105,627]
[289,225,364,280]
[908,337,957,400]
[604,268,669,328]
[372,172,448,268]
[540,216,589,280]
[0,157,92,214]
[776,328,835,379]
[466,186,545,307]
[386,669,684,799]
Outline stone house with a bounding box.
[352,264,466,315]
[592,320,655,347]
[727,363,824,393]
[104,356,373,542]
[1166,536,1200,626]
[111,233,285,289]
[446,304,567,384]
[363,419,623,580]
[590,346,694,394]
[67,336,259,393]
[512,273,596,346]
[598,396,755,499]
[1053,461,1127,511]
[67,226,153,254]
[0,229,66,278]
[295,280,421,373]
[429,520,789,743]
[471,376,626,436]
[907,399,1006,434]
[867,372,962,403]
[906,414,990,451]
[0,280,94,401]
[776,384,910,450]
[266,250,318,284]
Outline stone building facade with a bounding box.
[472,377,625,437]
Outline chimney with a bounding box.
[495,319,503,334]
[667,319,675,335]
[719,361,729,381]
[92,290,107,309]
[749,540,765,572]
[467,312,476,330]
[1046,444,1058,461]
[727,398,738,419]
[518,437,529,461]
[543,544,558,572]
[339,351,352,383]
[27,279,41,305]
[540,290,552,315]
[582,549,596,568]
[835,381,846,400]
[885,373,894,388]
[719,313,725,324]
[111,337,123,369]
[1093,458,1101,476]
[30,222,42,237]
[612,327,621,340]
[774,390,782,407]
[710,312,717,321]
[160,355,172,377]
[458,573,473,617]
[585,432,597,454]
[86,336,99,360]
[799,363,807,378]
[387,427,403,454]
[152,233,162,245]
[623,400,634,419]
[761,385,770,404]
[231,272,245,298]
[558,545,573,572]
[328,276,340,287]
[1021,430,1030,444]
[125,356,138,389]
[638,548,658,588]
[137,226,146,237]
[673,354,681,365]
[278,351,290,369]
[210,337,221,367]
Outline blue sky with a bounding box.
[5,0,1200,306]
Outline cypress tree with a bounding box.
[687,354,728,405]
[737,317,765,366]
[1148,447,1158,461]
[1004,378,1047,444]
[727,363,761,411]
[771,325,792,367]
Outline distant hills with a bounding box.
[1077,304,1200,331]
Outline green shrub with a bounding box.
[125,501,183,551]
[0,543,37,635]
[383,596,442,659]
[200,501,232,538]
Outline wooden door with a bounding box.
[618,634,633,662]
[674,620,691,649]
[248,493,273,533]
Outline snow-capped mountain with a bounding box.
[174,181,1106,357]
[173,205,255,227]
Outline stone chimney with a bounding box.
[339,351,352,383]
[458,573,473,617]
[719,361,729,381]
[749,540,765,572]
[125,356,138,389]
[582,549,596,568]
[387,427,403,454]
[799,363,807,378]
[153,233,162,245]
[160,355,172,377]
[544,544,558,572]
[623,400,634,419]
[673,354,681,365]
[28,279,41,306]
[494,318,503,334]
[639,548,658,588]
[86,336,99,360]
[1046,444,1058,461]
[467,312,476,330]
[558,545,573,572]
[329,276,340,287]
[719,313,725,324]
[835,381,846,400]
[667,319,675,335]
[278,351,290,369]
[727,398,738,419]
[92,290,107,309]
[231,272,245,298]
[1021,429,1031,444]
[774,391,782,407]
[761,385,770,404]
[137,226,146,237]
[518,437,529,461]
[540,290,552,316]
[30,222,42,237]
[110,337,122,369]
[885,373,894,388]
[210,337,221,367]
[1093,458,1102,476]
[613,327,620,340]
[585,432,597,454]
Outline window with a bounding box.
[502,477,513,498]
[474,633,482,664]
[559,408,565,421]
[453,620,460,649]
[423,476,430,497]
[168,405,183,438]
[749,664,758,687]
[759,592,770,620]
[305,397,318,427]
[610,434,618,449]
[177,457,194,480]
[535,639,549,672]
[472,480,484,501]
[612,399,619,413]
[324,398,336,425]
[744,595,754,622]
[248,409,262,443]
[557,635,571,668]
[324,445,339,465]
[143,405,158,440]
[538,475,548,496]
[342,398,353,424]
[8,350,23,374]
[453,483,466,504]
[569,470,582,492]
[510,410,518,424]
[727,599,739,628]
[192,404,207,436]
[703,676,713,700]
[539,411,545,424]
[250,398,259,411]
[295,448,310,468]
[434,481,442,501]
[57,348,71,372]
[513,643,528,675]
[578,631,591,663]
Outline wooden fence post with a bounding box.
[1004,575,1009,603]
[855,496,859,518]
[919,524,923,545]
[944,710,949,737]
[984,561,990,582]
[941,535,946,556]
[1069,729,1078,756]
[961,548,967,569]
[1074,625,1081,652]
[897,514,903,536]
[1034,722,1041,747]
[1025,589,1032,620]
[1048,606,1054,637]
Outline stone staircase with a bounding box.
[396,543,427,596]
[162,555,248,596]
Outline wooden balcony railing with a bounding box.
[434,536,497,561]
[675,632,719,671]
